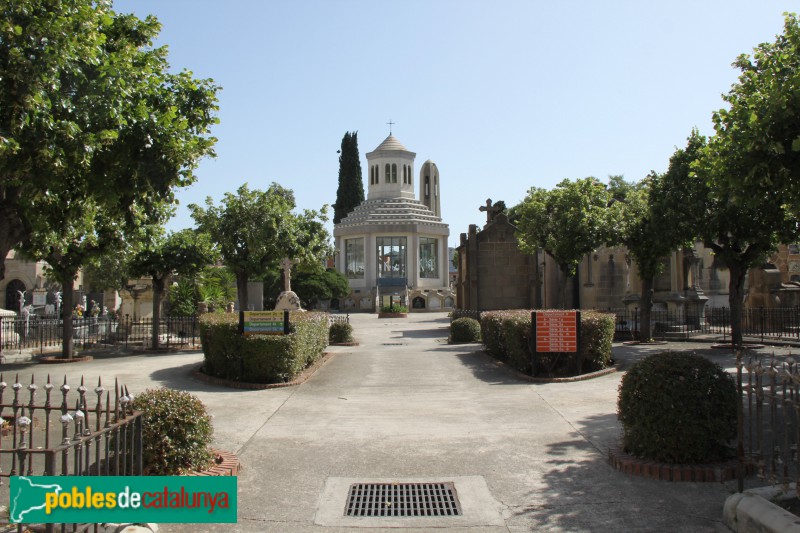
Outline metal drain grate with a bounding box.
[344,482,462,517]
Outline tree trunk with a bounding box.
[236,271,249,311]
[151,276,166,350]
[639,277,654,342]
[728,261,747,348]
[61,278,75,359]
[559,267,569,309]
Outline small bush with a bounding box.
[381,304,408,313]
[329,322,354,343]
[132,388,214,475]
[450,317,481,343]
[617,351,737,463]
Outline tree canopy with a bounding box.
[710,13,800,207]
[333,131,364,224]
[189,183,331,311]
[516,177,613,307]
[0,0,219,281]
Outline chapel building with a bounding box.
[333,134,455,312]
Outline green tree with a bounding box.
[292,267,350,308]
[516,177,613,308]
[22,196,154,358]
[189,183,332,311]
[657,125,798,348]
[333,131,364,224]
[0,1,219,282]
[610,175,674,341]
[128,229,216,349]
[710,13,800,207]
[1,2,218,358]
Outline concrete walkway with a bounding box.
[3,312,775,532]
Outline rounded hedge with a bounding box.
[617,351,737,463]
[450,317,482,343]
[132,388,214,474]
[329,322,354,344]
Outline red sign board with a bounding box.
[535,311,578,353]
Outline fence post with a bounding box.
[736,348,744,493]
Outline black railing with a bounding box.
[452,306,800,343]
[0,315,201,356]
[737,352,800,494]
[1,374,142,533]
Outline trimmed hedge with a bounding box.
[479,309,615,376]
[200,312,329,384]
[617,351,737,463]
[449,317,481,343]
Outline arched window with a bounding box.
[385,164,391,183]
[402,165,407,184]
[5,279,26,312]
[391,164,397,183]
[424,176,430,198]
[408,166,413,186]
[434,176,438,197]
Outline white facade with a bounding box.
[333,135,454,312]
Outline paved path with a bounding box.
[3,312,770,532]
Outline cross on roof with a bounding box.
[386,119,395,134]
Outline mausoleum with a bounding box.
[333,134,454,312]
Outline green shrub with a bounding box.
[380,304,408,313]
[617,351,737,463]
[450,317,481,343]
[480,310,519,358]
[200,312,328,383]
[580,311,616,371]
[329,322,354,343]
[131,388,214,475]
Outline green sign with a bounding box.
[10,476,237,524]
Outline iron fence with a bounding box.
[736,351,800,495]
[1,373,142,533]
[328,313,350,326]
[0,315,201,355]
[451,306,800,343]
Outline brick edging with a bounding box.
[608,447,744,482]
[185,449,240,477]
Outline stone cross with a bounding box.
[281,258,298,292]
[479,199,504,224]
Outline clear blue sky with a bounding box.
[114,0,795,247]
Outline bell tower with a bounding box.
[419,160,440,217]
[365,135,416,201]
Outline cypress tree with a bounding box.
[333,131,365,224]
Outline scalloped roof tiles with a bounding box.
[334,198,447,229]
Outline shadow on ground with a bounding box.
[507,412,734,532]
